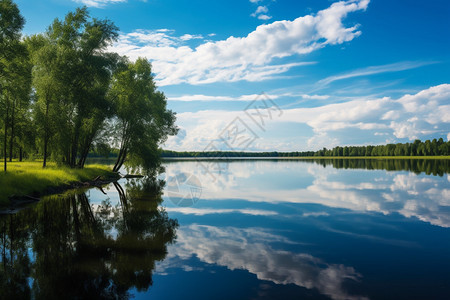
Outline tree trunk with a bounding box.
[8,99,15,162]
[3,99,9,172]
[112,147,124,172]
[19,147,23,161]
[43,137,48,168]
[113,147,127,172]
[43,96,50,168]
[77,130,96,169]
[78,145,90,168]
[113,124,130,172]
[70,115,84,168]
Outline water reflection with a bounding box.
[155,159,450,299]
[302,158,450,176]
[2,159,449,299]
[164,157,450,176]
[164,160,450,227]
[0,177,178,299]
[157,225,368,300]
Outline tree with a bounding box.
[6,44,31,162]
[109,58,178,173]
[0,0,26,171]
[343,146,349,156]
[0,0,24,63]
[30,7,119,168]
[26,34,60,167]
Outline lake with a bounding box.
[1,159,449,299]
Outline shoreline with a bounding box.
[1,173,121,214]
[0,162,121,212]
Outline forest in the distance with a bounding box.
[161,138,450,158]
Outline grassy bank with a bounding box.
[0,161,116,207]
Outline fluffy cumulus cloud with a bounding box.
[73,0,126,8]
[165,84,450,151]
[110,0,370,85]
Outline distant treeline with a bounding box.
[161,139,449,158]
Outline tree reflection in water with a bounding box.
[0,175,178,299]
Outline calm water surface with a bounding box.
[1,159,449,299]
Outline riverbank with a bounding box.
[0,161,119,208]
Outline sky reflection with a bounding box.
[156,225,368,300]
[153,160,450,299]
[162,160,450,227]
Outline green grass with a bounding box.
[0,161,116,207]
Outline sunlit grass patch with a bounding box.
[0,161,114,207]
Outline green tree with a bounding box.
[6,44,31,162]
[26,34,60,167]
[0,0,26,171]
[30,7,119,168]
[343,146,349,156]
[109,58,178,173]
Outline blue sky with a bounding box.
[15,0,450,151]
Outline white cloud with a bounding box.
[251,6,272,20]
[179,34,204,41]
[109,0,370,85]
[254,5,268,15]
[168,93,280,101]
[73,0,126,8]
[318,61,437,86]
[164,84,450,151]
[257,14,272,20]
[300,94,330,100]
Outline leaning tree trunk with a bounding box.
[113,147,127,172]
[77,128,98,169]
[112,147,124,172]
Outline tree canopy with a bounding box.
[0,2,177,172]
[109,58,177,172]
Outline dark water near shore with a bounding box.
[1,159,449,299]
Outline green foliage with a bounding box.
[1,3,177,174]
[28,7,119,168]
[0,0,32,171]
[109,58,178,172]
